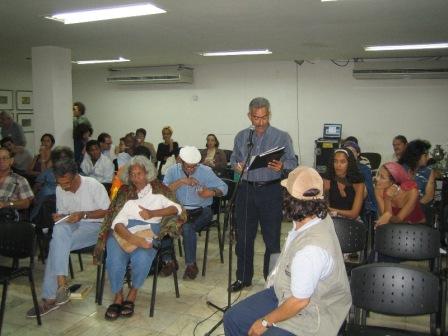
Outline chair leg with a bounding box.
[0,282,8,336]
[150,254,160,317]
[28,271,42,326]
[177,238,183,258]
[95,264,101,304]
[202,228,210,277]
[37,238,45,265]
[171,246,180,298]
[217,221,224,263]
[78,252,84,272]
[98,261,107,305]
[69,256,74,279]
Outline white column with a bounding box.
[32,46,72,152]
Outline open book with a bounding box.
[248,146,285,171]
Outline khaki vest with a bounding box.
[270,215,351,335]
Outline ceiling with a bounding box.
[1,0,448,68]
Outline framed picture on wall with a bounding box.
[0,90,13,110]
[17,113,34,132]
[16,90,33,110]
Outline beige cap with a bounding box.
[281,166,324,200]
[179,146,201,164]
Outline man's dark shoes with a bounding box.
[229,280,251,292]
[183,263,199,280]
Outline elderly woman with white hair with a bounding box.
[93,155,185,321]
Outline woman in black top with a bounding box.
[156,126,179,175]
[323,148,365,219]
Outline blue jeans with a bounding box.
[42,220,101,299]
[182,206,212,265]
[106,220,160,294]
[224,287,295,336]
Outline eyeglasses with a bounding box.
[250,114,269,121]
[182,162,198,170]
[0,156,11,161]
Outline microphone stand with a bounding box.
[204,132,255,335]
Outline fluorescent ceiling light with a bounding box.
[74,57,130,65]
[200,49,272,57]
[45,3,165,24]
[365,43,448,51]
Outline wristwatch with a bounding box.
[261,318,271,328]
[9,201,14,208]
[83,212,88,219]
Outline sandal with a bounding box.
[121,300,135,318]
[105,303,122,321]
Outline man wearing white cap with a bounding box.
[163,146,228,279]
[224,166,351,336]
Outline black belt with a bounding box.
[243,179,281,187]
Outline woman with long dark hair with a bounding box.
[323,148,365,219]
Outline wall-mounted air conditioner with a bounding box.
[353,60,448,79]
[106,65,193,84]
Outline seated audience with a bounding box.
[343,141,378,220]
[98,132,116,162]
[200,133,227,172]
[28,133,55,177]
[117,133,137,168]
[399,139,435,205]
[343,135,371,168]
[0,136,33,175]
[114,137,126,156]
[163,146,228,280]
[73,123,92,167]
[224,166,351,336]
[0,147,34,212]
[72,101,92,130]
[80,140,114,184]
[135,128,157,165]
[104,157,182,320]
[375,161,425,226]
[323,148,365,220]
[156,126,179,176]
[0,110,26,146]
[392,134,407,161]
[26,158,110,318]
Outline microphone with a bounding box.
[247,125,255,148]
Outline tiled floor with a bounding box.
[0,222,445,336]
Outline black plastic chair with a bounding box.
[345,263,445,335]
[332,217,368,274]
[95,236,180,318]
[201,197,224,277]
[360,152,381,175]
[68,245,96,279]
[374,223,441,272]
[0,221,42,334]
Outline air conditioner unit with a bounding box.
[106,65,193,84]
[353,60,448,79]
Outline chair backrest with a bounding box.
[0,220,36,259]
[374,223,440,260]
[221,178,236,202]
[222,149,233,163]
[332,217,367,254]
[361,152,382,171]
[351,263,439,316]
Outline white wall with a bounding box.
[72,60,448,166]
[3,60,448,167]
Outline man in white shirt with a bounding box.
[80,140,114,183]
[27,158,110,318]
[98,132,116,162]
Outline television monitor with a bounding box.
[323,123,342,140]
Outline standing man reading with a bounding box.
[230,97,297,292]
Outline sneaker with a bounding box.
[183,263,199,280]
[26,300,60,318]
[56,286,70,305]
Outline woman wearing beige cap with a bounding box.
[224,166,351,336]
